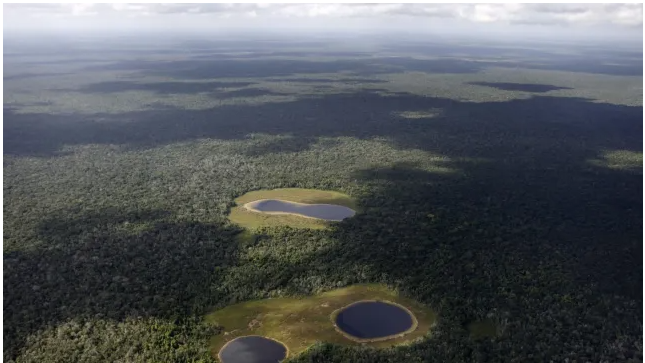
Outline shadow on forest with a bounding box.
[354,159,642,300]
[5,91,642,159]
[3,209,242,360]
[468,82,573,93]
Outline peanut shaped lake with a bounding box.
[218,336,287,363]
[334,301,416,341]
[245,199,356,221]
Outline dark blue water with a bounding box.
[252,199,355,221]
[218,336,287,363]
[335,301,414,339]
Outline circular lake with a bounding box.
[245,199,356,221]
[334,301,416,341]
[218,336,287,363]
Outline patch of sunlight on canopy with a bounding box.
[587,149,643,173]
[393,109,443,119]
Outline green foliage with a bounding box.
[4,36,642,363]
[14,317,218,363]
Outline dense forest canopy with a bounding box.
[3,33,643,362]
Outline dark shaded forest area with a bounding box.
[4,34,643,362]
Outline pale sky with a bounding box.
[3,3,643,43]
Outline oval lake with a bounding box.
[335,301,415,340]
[218,336,287,363]
[246,199,356,221]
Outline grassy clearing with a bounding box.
[228,188,358,230]
[205,284,437,360]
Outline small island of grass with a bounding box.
[228,188,358,230]
[205,284,437,360]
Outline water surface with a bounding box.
[249,199,355,221]
[335,301,414,340]
[218,336,287,363]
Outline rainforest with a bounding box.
[3,29,643,363]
